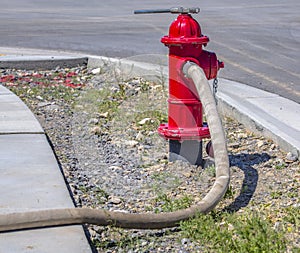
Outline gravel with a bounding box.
[1,66,299,252]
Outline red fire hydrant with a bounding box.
[135,7,224,165]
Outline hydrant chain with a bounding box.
[213,78,219,104]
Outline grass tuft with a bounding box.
[180,210,288,253]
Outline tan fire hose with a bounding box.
[0,63,229,232]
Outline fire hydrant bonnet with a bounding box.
[161,14,209,45]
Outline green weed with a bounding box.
[275,162,287,170]
[206,165,216,177]
[150,171,181,194]
[271,191,283,199]
[77,87,122,119]
[224,185,236,199]
[154,194,193,213]
[134,110,168,132]
[283,206,300,228]
[180,210,288,253]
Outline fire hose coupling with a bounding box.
[134,7,200,15]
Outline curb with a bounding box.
[0,55,88,70]
[1,53,299,159]
[87,56,300,159]
[216,79,300,158]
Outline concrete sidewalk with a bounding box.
[0,48,299,252]
[0,85,92,252]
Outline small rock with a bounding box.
[153,85,162,90]
[109,165,122,171]
[257,140,265,148]
[237,133,248,139]
[74,104,84,110]
[44,104,60,111]
[99,112,109,118]
[219,221,226,227]
[293,203,300,208]
[181,238,190,245]
[89,229,97,238]
[112,209,129,213]
[228,142,240,148]
[228,223,235,231]
[194,197,201,202]
[37,102,51,108]
[88,118,99,125]
[109,196,122,205]
[36,95,44,100]
[125,140,139,147]
[182,172,192,178]
[285,152,298,162]
[98,196,107,203]
[90,126,101,135]
[91,68,101,74]
[140,240,148,247]
[274,221,282,231]
[135,132,144,140]
[138,118,151,125]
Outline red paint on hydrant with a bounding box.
[158,13,224,141]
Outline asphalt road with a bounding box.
[0,0,299,103]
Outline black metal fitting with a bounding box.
[134,7,200,15]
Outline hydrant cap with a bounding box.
[161,14,209,45]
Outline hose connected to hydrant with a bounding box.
[0,63,229,232]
